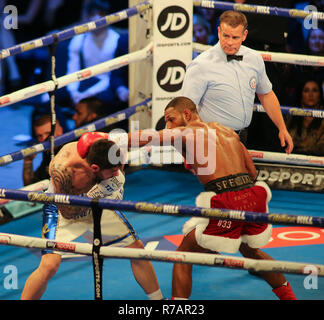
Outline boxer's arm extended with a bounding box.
[128,128,187,149]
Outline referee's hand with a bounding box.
[279,129,294,154]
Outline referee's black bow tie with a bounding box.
[227,54,243,62]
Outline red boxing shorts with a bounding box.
[183,174,272,253]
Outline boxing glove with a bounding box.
[77,132,109,158]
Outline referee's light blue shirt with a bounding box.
[181,42,272,130]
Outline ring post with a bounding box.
[91,200,104,300]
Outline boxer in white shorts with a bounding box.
[21,132,163,300]
[41,172,137,254]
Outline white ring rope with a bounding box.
[0,42,153,108]
[1,42,323,108]
[0,232,323,276]
[149,146,324,167]
[248,150,324,167]
[0,4,322,297]
[193,43,324,67]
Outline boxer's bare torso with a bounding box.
[132,107,256,186]
[49,142,95,195]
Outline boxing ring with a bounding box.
[0,1,324,301]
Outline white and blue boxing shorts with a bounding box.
[41,178,138,255]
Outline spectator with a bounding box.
[297,24,324,97]
[73,96,107,128]
[283,24,324,106]
[192,14,213,59]
[193,14,213,45]
[66,0,126,109]
[73,96,128,132]
[307,24,324,56]
[287,1,324,53]
[109,30,130,111]
[195,7,220,44]
[286,79,324,156]
[23,115,63,186]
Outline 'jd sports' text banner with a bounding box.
[255,163,324,193]
[152,1,193,128]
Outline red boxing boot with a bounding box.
[272,282,297,300]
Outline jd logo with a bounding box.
[157,6,190,38]
[157,60,186,92]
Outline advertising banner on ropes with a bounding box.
[152,0,193,128]
[255,163,324,193]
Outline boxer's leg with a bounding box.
[127,239,164,300]
[239,243,297,300]
[172,229,213,300]
[21,253,61,300]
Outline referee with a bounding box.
[181,10,293,153]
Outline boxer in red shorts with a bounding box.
[128,96,297,300]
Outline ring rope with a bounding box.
[1,41,322,108]
[0,42,153,108]
[0,105,323,168]
[0,0,152,60]
[48,35,59,161]
[0,179,49,206]
[0,188,323,227]
[0,11,323,107]
[193,43,324,67]
[0,97,151,166]
[0,232,323,276]
[149,145,324,167]
[248,150,324,167]
[0,1,322,299]
[1,97,323,169]
[1,0,322,62]
[254,104,324,119]
[194,0,324,20]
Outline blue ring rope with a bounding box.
[194,0,323,20]
[0,98,151,166]
[2,1,322,60]
[0,187,323,228]
[0,0,152,60]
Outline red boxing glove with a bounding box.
[77,132,109,158]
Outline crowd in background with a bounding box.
[193,0,324,155]
[0,0,324,157]
[0,0,129,135]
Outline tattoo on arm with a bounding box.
[50,164,88,218]
[50,164,73,194]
